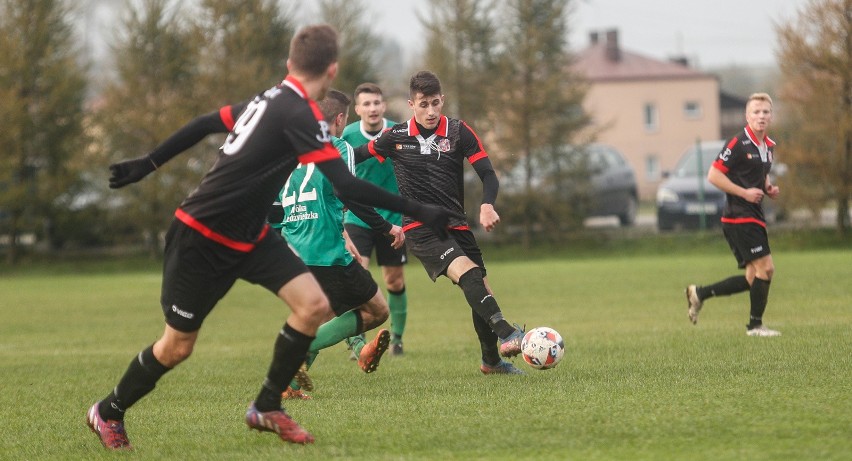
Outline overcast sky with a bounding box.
[365,0,810,69]
[83,0,810,70]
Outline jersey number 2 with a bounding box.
[280,164,318,207]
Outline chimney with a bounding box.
[605,29,620,62]
[589,31,599,45]
[670,56,689,67]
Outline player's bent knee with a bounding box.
[155,341,194,367]
[300,298,334,326]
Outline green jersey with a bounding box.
[341,118,402,228]
[280,137,354,267]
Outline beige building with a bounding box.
[575,30,721,200]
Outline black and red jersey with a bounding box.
[359,116,490,230]
[711,125,776,226]
[177,76,339,250]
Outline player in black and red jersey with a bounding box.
[685,92,782,337]
[85,25,460,450]
[353,71,526,375]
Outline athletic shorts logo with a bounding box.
[439,247,455,260]
[171,305,195,319]
[750,245,764,254]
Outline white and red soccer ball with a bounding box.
[521,327,565,370]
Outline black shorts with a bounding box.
[344,223,407,267]
[161,220,308,332]
[405,226,486,281]
[722,222,771,269]
[308,260,379,316]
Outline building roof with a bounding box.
[575,30,715,83]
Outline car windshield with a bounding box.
[672,142,724,178]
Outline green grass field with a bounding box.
[1,248,850,460]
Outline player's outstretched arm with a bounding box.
[339,197,393,235]
[108,111,231,189]
[316,158,462,239]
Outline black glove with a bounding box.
[109,156,157,189]
[411,203,465,240]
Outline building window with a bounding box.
[684,101,702,119]
[643,103,658,132]
[646,154,660,181]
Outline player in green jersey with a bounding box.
[342,83,409,356]
[276,89,404,399]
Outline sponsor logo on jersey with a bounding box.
[285,203,319,222]
[395,143,418,150]
[171,305,194,319]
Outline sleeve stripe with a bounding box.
[468,151,488,164]
[220,106,235,131]
[298,145,341,164]
[712,159,729,174]
[461,121,488,163]
[368,139,386,162]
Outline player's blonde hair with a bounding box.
[747,92,773,107]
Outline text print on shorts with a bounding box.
[440,247,455,260]
[171,305,194,319]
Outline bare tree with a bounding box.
[777,0,852,235]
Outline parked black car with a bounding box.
[657,141,725,231]
[656,140,726,231]
[503,143,639,226]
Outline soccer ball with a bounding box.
[521,327,565,370]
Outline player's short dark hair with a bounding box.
[289,24,338,77]
[354,82,384,100]
[318,89,351,122]
[409,71,442,99]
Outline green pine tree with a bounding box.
[0,0,88,263]
[493,0,591,246]
[317,0,382,101]
[94,0,201,256]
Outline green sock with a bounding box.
[388,287,407,343]
[311,310,360,352]
[345,334,366,357]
